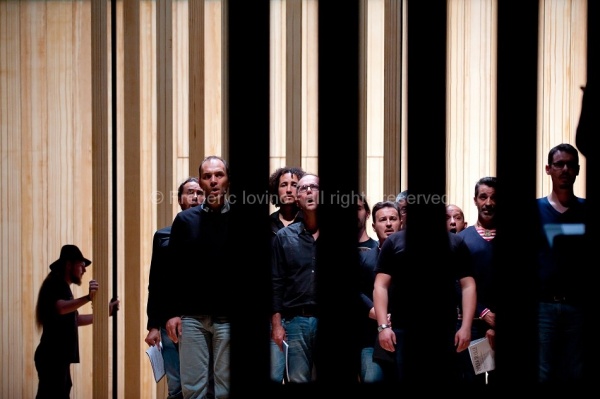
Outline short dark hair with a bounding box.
[358,193,370,216]
[268,166,306,206]
[547,143,579,166]
[371,201,400,220]
[177,177,200,203]
[474,176,497,197]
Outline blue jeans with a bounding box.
[270,338,286,383]
[283,316,317,383]
[179,316,230,399]
[360,347,384,383]
[161,327,183,399]
[538,301,584,383]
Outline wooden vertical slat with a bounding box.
[157,0,174,229]
[446,0,497,224]
[359,0,368,193]
[536,0,587,200]
[17,3,41,397]
[270,0,286,175]
[1,1,24,398]
[122,0,144,397]
[139,2,158,397]
[91,0,112,397]
[188,0,205,172]
[383,0,402,199]
[72,0,95,397]
[302,0,319,174]
[286,0,302,167]
[363,0,386,209]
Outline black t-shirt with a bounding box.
[375,230,473,327]
[36,273,80,363]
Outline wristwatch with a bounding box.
[377,324,390,333]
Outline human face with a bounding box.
[474,185,496,226]
[69,260,86,286]
[296,175,319,213]
[200,159,229,210]
[446,205,466,233]
[278,172,299,206]
[397,199,408,230]
[545,150,579,190]
[357,198,369,231]
[372,206,401,243]
[179,181,204,211]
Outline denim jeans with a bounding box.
[270,338,286,383]
[360,347,384,383]
[538,301,584,383]
[179,316,230,399]
[283,316,318,383]
[161,327,183,399]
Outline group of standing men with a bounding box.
[32,141,589,398]
[139,141,588,397]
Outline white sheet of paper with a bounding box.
[283,340,289,381]
[468,337,495,375]
[145,342,165,383]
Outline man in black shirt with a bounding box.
[271,173,320,383]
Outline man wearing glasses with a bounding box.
[271,173,320,383]
[536,143,587,384]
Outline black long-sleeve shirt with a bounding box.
[271,221,318,314]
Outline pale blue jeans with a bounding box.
[179,316,230,399]
[283,316,318,383]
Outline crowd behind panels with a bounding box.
[138,141,583,397]
[34,142,588,398]
[34,81,595,397]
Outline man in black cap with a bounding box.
[34,244,119,399]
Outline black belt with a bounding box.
[283,305,318,318]
[540,294,579,304]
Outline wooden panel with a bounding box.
[286,0,302,167]
[446,0,497,225]
[204,0,223,158]
[157,0,174,229]
[73,1,95,397]
[138,1,158,398]
[1,1,24,398]
[301,0,318,174]
[18,2,48,399]
[188,0,204,173]
[365,0,384,212]
[91,0,114,397]
[383,0,403,201]
[270,0,286,164]
[536,0,587,198]
[173,0,190,214]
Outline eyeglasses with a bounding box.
[399,207,407,215]
[551,161,578,170]
[297,184,319,194]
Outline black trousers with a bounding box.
[35,347,72,399]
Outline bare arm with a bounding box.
[56,279,98,315]
[76,297,119,327]
[455,276,476,352]
[373,272,396,352]
[271,312,286,351]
